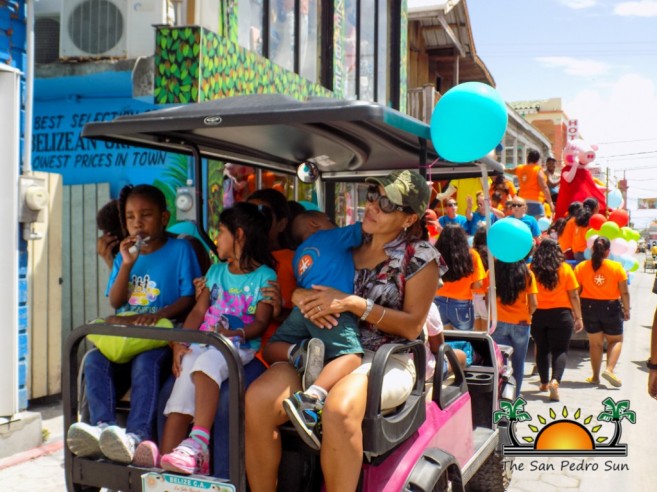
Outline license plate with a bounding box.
[142,472,236,492]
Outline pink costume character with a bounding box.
[554,139,606,219]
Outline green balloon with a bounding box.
[630,260,639,272]
[621,227,633,240]
[585,228,600,239]
[599,221,621,240]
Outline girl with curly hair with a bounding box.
[530,239,583,401]
[434,224,485,331]
[490,259,538,396]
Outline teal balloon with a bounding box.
[430,82,508,163]
[599,221,621,240]
[584,248,592,260]
[608,188,623,209]
[487,219,533,263]
[538,217,551,232]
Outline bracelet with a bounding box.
[373,308,387,326]
[360,298,374,321]
[236,327,246,339]
[647,359,657,370]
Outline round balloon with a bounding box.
[589,214,607,230]
[586,234,599,249]
[608,209,629,227]
[585,228,600,239]
[487,219,533,263]
[627,239,638,255]
[630,259,639,272]
[430,82,508,163]
[583,248,592,260]
[607,188,623,209]
[599,221,621,240]
[538,217,551,232]
[610,238,629,256]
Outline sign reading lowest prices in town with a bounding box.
[142,472,236,492]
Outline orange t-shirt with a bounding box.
[437,249,485,300]
[516,164,546,202]
[574,259,627,300]
[258,248,297,361]
[531,262,579,310]
[559,217,576,252]
[496,270,538,325]
[572,224,590,254]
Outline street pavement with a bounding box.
[1,257,655,491]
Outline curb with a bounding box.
[0,438,64,471]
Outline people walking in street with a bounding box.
[434,225,485,331]
[574,236,630,387]
[490,259,538,397]
[530,239,583,401]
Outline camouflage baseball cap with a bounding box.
[366,169,430,217]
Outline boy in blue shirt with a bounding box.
[265,211,363,450]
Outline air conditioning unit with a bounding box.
[60,0,171,59]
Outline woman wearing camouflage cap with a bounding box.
[245,169,441,492]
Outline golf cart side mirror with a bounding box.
[297,161,320,183]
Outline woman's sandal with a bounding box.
[585,376,600,385]
[539,383,549,392]
[602,369,622,388]
[548,380,559,401]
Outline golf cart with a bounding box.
[64,94,512,491]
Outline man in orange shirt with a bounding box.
[511,150,555,220]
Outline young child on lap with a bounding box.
[264,211,363,450]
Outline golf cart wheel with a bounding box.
[465,452,510,492]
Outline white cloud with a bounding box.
[558,0,598,9]
[614,1,657,17]
[536,56,611,76]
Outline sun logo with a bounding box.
[297,254,313,277]
[494,397,635,457]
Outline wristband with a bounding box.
[236,327,246,340]
[647,359,657,370]
[360,298,374,321]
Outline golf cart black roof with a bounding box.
[82,94,504,180]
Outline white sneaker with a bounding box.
[67,422,104,458]
[99,425,140,464]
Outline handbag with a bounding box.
[87,312,173,364]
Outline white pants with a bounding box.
[164,344,255,417]
[351,350,416,411]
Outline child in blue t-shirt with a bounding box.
[147,202,277,475]
[66,184,201,465]
[265,211,363,450]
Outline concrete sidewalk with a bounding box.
[0,398,66,491]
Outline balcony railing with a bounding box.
[407,84,441,124]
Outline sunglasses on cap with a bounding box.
[366,185,407,214]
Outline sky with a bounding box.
[467,0,657,229]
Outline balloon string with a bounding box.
[420,157,441,183]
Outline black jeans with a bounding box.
[531,308,574,384]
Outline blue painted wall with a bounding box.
[2,0,28,410]
[34,72,172,197]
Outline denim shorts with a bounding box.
[581,298,623,336]
[434,296,474,331]
[526,200,545,219]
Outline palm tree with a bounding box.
[493,397,532,446]
[597,397,636,447]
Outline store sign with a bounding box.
[566,119,579,141]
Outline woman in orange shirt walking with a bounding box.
[530,239,583,401]
[490,259,538,397]
[434,225,485,331]
[574,237,630,387]
[571,198,599,261]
